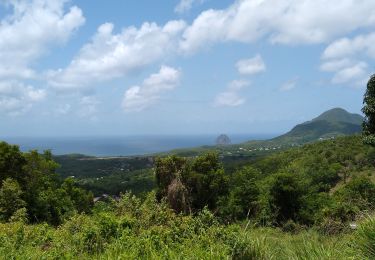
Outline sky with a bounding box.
[0,0,374,137]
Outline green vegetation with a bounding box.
[155,153,228,213]
[52,107,364,200]
[54,154,154,196]
[155,136,375,229]
[166,107,363,158]
[0,142,93,225]
[0,192,374,259]
[1,121,375,258]
[363,74,375,146]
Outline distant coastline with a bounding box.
[0,134,277,157]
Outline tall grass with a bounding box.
[0,197,372,259]
[354,216,375,259]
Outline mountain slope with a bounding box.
[165,107,364,157]
[271,108,363,144]
[311,108,363,125]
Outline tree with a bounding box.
[362,74,375,145]
[0,142,94,225]
[186,153,228,211]
[154,153,228,213]
[61,177,94,213]
[268,172,304,224]
[154,156,187,201]
[0,178,26,222]
[335,176,375,210]
[0,142,26,185]
[218,166,260,221]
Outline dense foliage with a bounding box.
[155,135,375,231]
[155,153,228,213]
[1,135,375,258]
[0,192,374,259]
[363,74,375,146]
[54,155,154,196]
[0,142,93,225]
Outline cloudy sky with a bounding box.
[0,0,373,136]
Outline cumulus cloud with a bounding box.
[320,59,369,87]
[321,33,374,87]
[236,55,266,75]
[214,80,250,107]
[331,62,368,85]
[0,0,85,80]
[122,66,181,112]
[320,58,352,72]
[280,77,298,92]
[0,81,47,116]
[48,21,186,90]
[180,0,375,53]
[322,33,375,60]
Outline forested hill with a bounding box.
[0,135,375,258]
[170,107,363,157]
[269,107,363,144]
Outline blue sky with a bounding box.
[0,0,373,137]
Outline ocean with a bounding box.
[1,134,276,157]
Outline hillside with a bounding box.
[169,107,363,157]
[270,108,363,144]
[312,107,363,124]
[52,108,365,195]
[1,135,374,259]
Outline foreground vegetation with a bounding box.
[0,193,374,259]
[1,135,375,258]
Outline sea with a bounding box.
[0,134,276,157]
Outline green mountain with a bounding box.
[271,108,363,144]
[312,107,363,125]
[170,108,364,157]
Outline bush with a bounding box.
[355,216,375,259]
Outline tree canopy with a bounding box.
[0,142,93,225]
[363,74,375,146]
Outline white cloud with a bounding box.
[321,32,375,87]
[280,77,298,92]
[322,33,375,60]
[0,0,85,80]
[214,80,250,107]
[228,80,250,91]
[49,21,186,90]
[320,58,352,72]
[236,55,266,75]
[180,0,375,53]
[122,66,181,112]
[331,62,368,85]
[320,58,370,87]
[175,0,204,14]
[0,81,47,116]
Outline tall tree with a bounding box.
[363,74,375,145]
[0,178,26,222]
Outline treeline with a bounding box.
[1,135,374,231]
[1,192,374,258]
[155,135,375,231]
[0,142,93,225]
[0,136,375,258]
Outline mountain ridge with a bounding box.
[167,107,364,157]
[270,107,363,144]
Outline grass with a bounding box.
[0,212,371,259]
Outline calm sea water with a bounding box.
[1,134,276,157]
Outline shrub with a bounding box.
[355,216,375,259]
